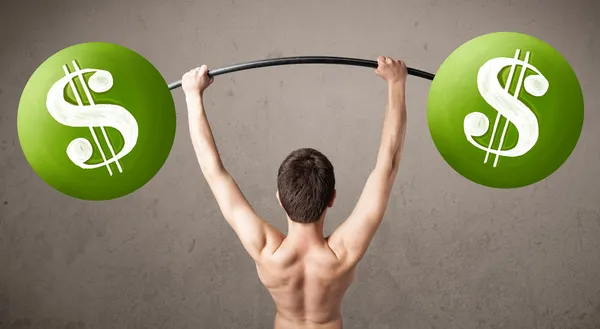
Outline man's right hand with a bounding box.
[375,56,408,84]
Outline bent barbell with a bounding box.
[167,56,435,90]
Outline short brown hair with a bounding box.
[277,148,335,223]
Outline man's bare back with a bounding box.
[256,237,356,329]
[182,56,407,328]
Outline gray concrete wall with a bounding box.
[1,0,599,328]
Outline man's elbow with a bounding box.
[375,156,399,176]
[200,159,226,178]
[382,140,404,173]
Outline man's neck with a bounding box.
[285,217,326,245]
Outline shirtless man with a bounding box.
[182,55,407,329]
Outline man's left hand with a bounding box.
[182,65,214,97]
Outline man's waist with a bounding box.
[274,312,342,329]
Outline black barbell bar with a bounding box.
[167,56,435,90]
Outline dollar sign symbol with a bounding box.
[46,60,139,175]
[463,49,550,167]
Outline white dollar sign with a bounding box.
[46,60,138,175]
[464,49,549,167]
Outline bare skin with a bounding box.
[182,56,408,328]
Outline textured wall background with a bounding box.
[1,0,599,328]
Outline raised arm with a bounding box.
[328,56,408,263]
[182,66,284,261]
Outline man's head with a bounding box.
[277,148,336,224]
